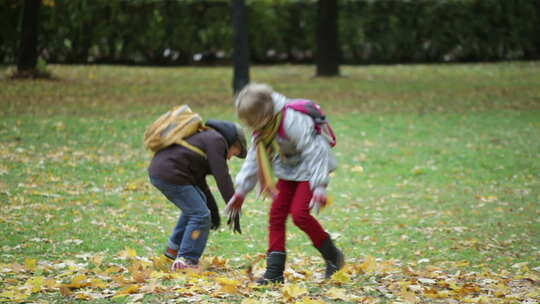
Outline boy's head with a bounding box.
[205,119,247,159]
[235,83,274,130]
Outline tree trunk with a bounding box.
[17,0,41,72]
[231,0,250,94]
[535,0,540,59]
[315,0,340,77]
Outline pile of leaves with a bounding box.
[1,249,538,303]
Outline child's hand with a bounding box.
[309,187,327,215]
[227,212,242,234]
[210,212,221,230]
[225,192,245,233]
[225,192,245,216]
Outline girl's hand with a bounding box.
[225,192,245,217]
[225,192,245,233]
[309,187,327,215]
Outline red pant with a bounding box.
[268,180,329,252]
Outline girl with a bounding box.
[226,83,344,283]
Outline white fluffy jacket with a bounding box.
[235,92,337,195]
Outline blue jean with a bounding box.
[150,177,211,263]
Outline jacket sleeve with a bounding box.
[196,179,220,229]
[282,109,335,190]
[204,136,235,203]
[234,143,258,195]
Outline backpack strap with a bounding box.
[177,124,209,158]
[277,99,336,147]
[277,108,288,139]
[177,139,206,158]
[277,99,314,139]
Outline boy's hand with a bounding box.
[210,211,221,230]
[309,187,327,215]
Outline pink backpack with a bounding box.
[278,99,336,147]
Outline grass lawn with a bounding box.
[1,62,539,303]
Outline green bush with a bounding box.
[1,0,539,65]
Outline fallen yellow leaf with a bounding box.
[399,289,418,303]
[91,254,104,267]
[359,255,377,274]
[66,274,88,289]
[132,269,151,284]
[24,258,37,272]
[326,287,349,300]
[209,256,229,268]
[282,283,308,301]
[26,276,45,293]
[351,165,364,173]
[90,278,107,289]
[114,284,140,297]
[216,277,241,294]
[152,255,172,272]
[59,285,72,296]
[294,296,326,304]
[118,247,137,259]
[44,278,58,289]
[104,265,123,274]
[74,291,94,300]
[330,269,351,284]
[0,290,29,302]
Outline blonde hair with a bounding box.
[235,83,274,129]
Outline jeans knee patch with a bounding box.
[191,230,201,240]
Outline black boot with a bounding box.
[316,237,345,279]
[256,251,286,284]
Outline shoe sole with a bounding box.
[256,276,284,285]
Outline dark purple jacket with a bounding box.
[148,124,236,211]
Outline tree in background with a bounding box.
[16,0,47,78]
[231,0,250,94]
[3,0,538,67]
[315,0,340,77]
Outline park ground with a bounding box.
[0,62,539,303]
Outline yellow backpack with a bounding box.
[143,105,207,157]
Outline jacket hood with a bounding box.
[206,119,247,158]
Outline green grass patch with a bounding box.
[1,63,539,303]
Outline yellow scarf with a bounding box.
[253,112,282,197]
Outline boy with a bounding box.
[149,119,246,270]
[226,83,344,283]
